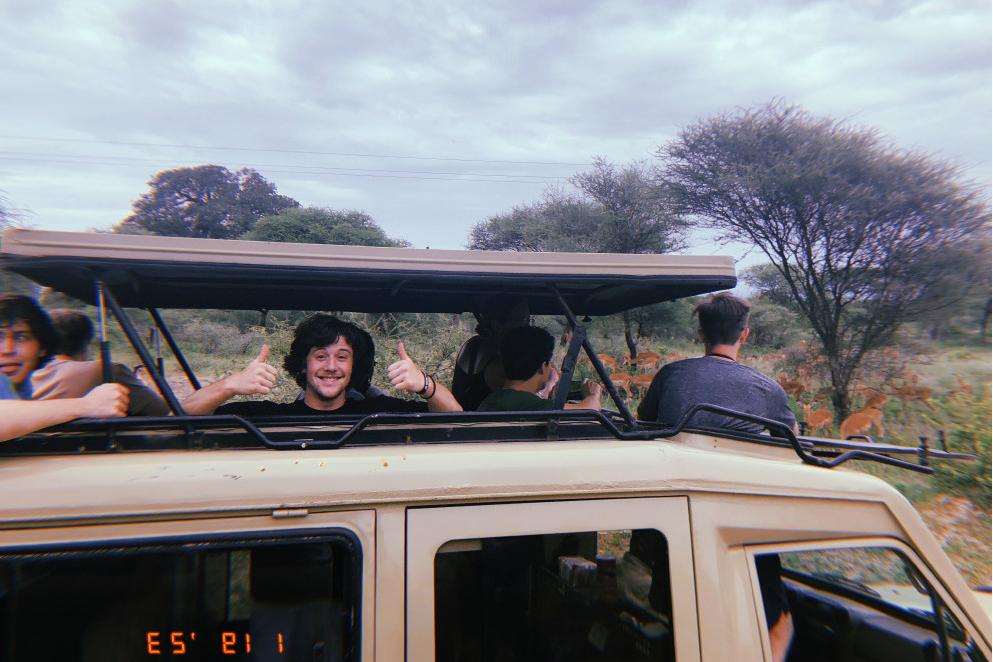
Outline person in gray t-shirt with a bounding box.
[637,293,797,435]
[637,291,797,658]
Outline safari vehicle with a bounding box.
[0,228,989,662]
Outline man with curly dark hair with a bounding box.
[186,314,461,416]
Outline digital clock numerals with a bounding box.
[145,631,284,656]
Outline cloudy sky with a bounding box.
[1,0,990,261]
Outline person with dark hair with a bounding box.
[0,294,59,399]
[452,295,531,410]
[478,326,602,412]
[637,292,797,434]
[187,314,461,416]
[31,309,171,416]
[1,295,129,441]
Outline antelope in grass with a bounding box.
[624,351,662,371]
[594,353,621,371]
[888,385,934,411]
[776,373,806,400]
[948,374,974,400]
[863,392,888,410]
[607,372,633,399]
[801,402,833,435]
[630,373,656,396]
[839,405,885,439]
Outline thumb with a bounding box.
[397,341,409,361]
[254,344,270,364]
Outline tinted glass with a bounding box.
[435,528,674,661]
[0,536,359,662]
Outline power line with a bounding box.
[0,135,592,167]
[0,150,571,181]
[0,155,564,185]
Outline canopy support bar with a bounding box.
[95,279,187,416]
[148,308,201,390]
[94,282,117,450]
[549,285,638,428]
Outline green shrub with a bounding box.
[924,383,992,505]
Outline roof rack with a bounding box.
[1,403,974,474]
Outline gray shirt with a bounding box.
[636,356,796,435]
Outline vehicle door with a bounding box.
[407,496,699,661]
[0,510,375,662]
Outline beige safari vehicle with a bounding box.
[0,229,989,662]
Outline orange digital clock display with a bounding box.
[145,630,285,656]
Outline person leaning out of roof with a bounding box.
[0,295,129,442]
[636,292,798,435]
[477,325,602,412]
[182,313,462,416]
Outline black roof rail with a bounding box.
[1,404,975,474]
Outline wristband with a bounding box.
[422,374,437,400]
[417,370,430,395]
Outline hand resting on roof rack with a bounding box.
[0,382,129,442]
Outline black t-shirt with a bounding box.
[217,395,429,417]
[452,335,498,411]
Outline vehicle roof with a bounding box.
[0,229,736,315]
[0,433,899,525]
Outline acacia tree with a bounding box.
[573,159,689,356]
[115,165,299,238]
[659,102,991,422]
[469,159,689,356]
[243,207,409,247]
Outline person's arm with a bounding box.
[564,378,602,411]
[537,367,559,399]
[1,383,129,442]
[769,610,794,662]
[181,346,277,415]
[387,342,463,413]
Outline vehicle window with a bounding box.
[0,535,359,662]
[434,528,674,661]
[756,547,981,662]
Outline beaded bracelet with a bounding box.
[418,370,430,395]
[426,374,437,399]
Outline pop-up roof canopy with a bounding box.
[2,230,736,315]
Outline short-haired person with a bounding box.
[1,295,128,442]
[636,294,795,661]
[0,294,59,400]
[184,314,462,416]
[31,309,171,416]
[478,325,602,412]
[637,292,797,435]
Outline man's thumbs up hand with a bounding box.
[228,344,277,395]
[388,341,425,394]
[253,344,270,365]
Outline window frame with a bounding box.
[0,510,375,661]
[745,537,990,662]
[406,496,700,662]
